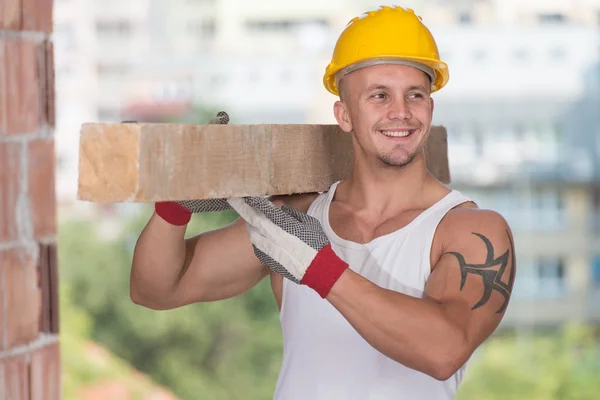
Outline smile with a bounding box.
[378,129,416,138]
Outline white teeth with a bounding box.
[380,130,411,137]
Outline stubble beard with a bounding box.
[377,149,418,167]
[376,133,424,167]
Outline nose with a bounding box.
[387,97,412,121]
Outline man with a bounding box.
[131,5,516,399]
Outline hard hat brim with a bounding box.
[324,56,449,96]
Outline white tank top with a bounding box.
[273,181,473,400]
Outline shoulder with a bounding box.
[269,192,320,212]
[436,205,515,268]
[441,205,512,238]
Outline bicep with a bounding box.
[424,215,517,347]
[172,193,318,306]
[173,217,268,305]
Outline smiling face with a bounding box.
[334,63,435,168]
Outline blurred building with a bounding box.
[428,24,600,329]
[404,0,600,26]
[53,1,600,328]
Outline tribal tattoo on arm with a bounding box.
[445,230,516,314]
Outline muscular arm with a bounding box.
[130,193,318,310]
[326,208,516,380]
[130,213,267,310]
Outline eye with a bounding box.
[408,93,424,99]
[372,92,387,99]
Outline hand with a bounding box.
[227,197,349,298]
[154,111,233,226]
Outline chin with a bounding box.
[377,152,416,167]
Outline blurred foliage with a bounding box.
[457,324,600,400]
[61,283,180,399]
[59,207,283,400]
[58,205,600,400]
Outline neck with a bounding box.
[340,150,434,215]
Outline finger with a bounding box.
[280,205,303,222]
[243,197,300,228]
[253,245,301,284]
[248,226,303,283]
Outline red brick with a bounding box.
[0,354,29,400]
[1,0,22,31]
[1,38,42,135]
[1,247,41,350]
[28,139,56,239]
[0,142,21,243]
[22,0,53,33]
[30,342,60,400]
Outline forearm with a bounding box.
[327,270,468,380]
[130,212,188,306]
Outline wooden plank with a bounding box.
[77,123,450,202]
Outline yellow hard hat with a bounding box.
[323,6,449,96]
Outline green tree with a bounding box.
[457,324,600,400]
[59,208,283,400]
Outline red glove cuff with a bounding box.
[155,202,192,226]
[301,244,349,298]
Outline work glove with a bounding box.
[154,111,233,226]
[227,196,349,298]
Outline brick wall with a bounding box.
[0,0,60,399]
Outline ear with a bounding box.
[430,97,435,114]
[333,100,353,133]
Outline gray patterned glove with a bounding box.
[227,196,349,298]
[154,111,233,225]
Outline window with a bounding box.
[592,188,600,212]
[97,107,120,122]
[472,124,484,156]
[245,19,328,33]
[459,12,471,24]
[96,20,132,37]
[592,256,600,288]
[530,187,564,230]
[513,257,566,299]
[592,188,600,234]
[538,13,566,24]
